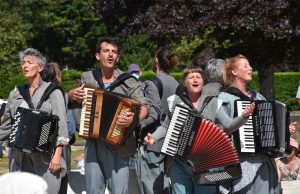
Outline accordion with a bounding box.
[79,86,140,145]
[161,105,241,184]
[233,100,290,157]
[8,107,58,153]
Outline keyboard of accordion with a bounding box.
[235,100,255,153]
[161,105,189,156]
[79,87,102,138]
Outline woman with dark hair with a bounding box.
[136,47,179,194]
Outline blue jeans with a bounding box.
[169,160,216,194]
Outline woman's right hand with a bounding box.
[243,102,255,118]
[144,133,156,145]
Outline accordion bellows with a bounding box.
[188,119,239,172]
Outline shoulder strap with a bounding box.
[108,73,134,91]
[36,83,64,110]
[92,68,105,89]
[92,68,134,91]
[17,84,35,109]
[150,76,163,99]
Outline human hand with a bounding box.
[144,133,156,145]
[68,84,85,103]
[289,122,297,135]
[242,102,255,118]
[49,153,61,173]
[116,111,134,128]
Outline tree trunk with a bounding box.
[258,63,275,100]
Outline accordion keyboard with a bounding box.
[236,100,255,153]
[161,105,189,156]
[79,87,95,138]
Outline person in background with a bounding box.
[128,63,145,89]
[41,62,77,194]
[202,58,225,96]
[191,47,215,70]
[215,54,277,194]
[68,37,149,194]
[144,66,220,194]
[136,47,179,194]
[0,48,69,194]
[276,138,300,181]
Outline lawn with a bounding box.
[0,135,85,175]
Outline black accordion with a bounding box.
[161,104,241,184]
[79,86,140,145]
[233,100,290,157]
[8,107,58,153]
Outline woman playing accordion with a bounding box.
[145,66,230,194]
[0,48,69,194]
[215,54,278,194]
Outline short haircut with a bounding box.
[204,59,225,84]
[95,37,119,53]
[19,48,47,67]
[182,66,204,82]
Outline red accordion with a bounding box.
[79,86,140,145]
[161,104,241,184]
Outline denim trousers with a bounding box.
[169,159,216,194]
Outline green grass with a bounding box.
[0,145,84,175]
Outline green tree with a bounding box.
[0,1,29,98]
[21,0,108,70]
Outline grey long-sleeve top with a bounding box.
[0,79,69,146]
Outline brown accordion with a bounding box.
[161,104,241,184]
[79,86,140,145]
[8,107,58,153]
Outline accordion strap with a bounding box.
[17,85,35,109]
[36,83,64,110]
[92,68,135,91]
[18,83,64,110]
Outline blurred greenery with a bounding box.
[1,71,299,111]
